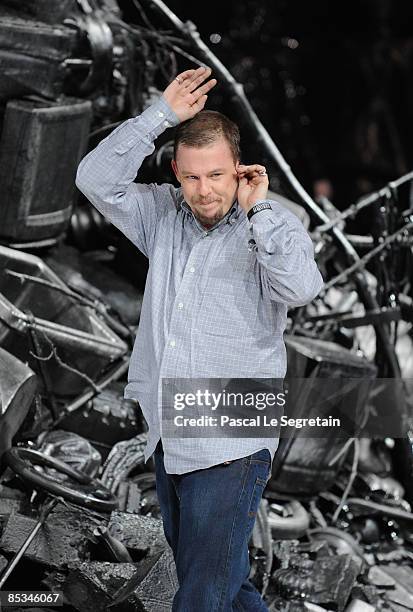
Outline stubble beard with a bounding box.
[193,199,225,226]
[195,209,224,226]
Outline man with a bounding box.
[76,66,324,611]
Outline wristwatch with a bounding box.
[247,202,272,221]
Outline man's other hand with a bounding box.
[236,164,269,213]
[163,67,217,122]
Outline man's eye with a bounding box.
[211,173,222,177]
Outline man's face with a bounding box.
[171,138,239,227]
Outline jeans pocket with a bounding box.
[249,448,271,465]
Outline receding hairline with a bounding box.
[173,110,241,162]
[174,137,239,162]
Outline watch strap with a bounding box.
[247,202,272,221]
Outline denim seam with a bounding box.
[248,478,266,518]
[232,595,248,612]
[256,477,268,487]
[215,460,251,612]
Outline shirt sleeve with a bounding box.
[248,199,324,307]
[75,95,180,259]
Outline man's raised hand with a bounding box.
[236,164,269,213]
[162,67,217,122]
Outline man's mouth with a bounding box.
[198,200,217,206]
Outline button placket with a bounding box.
[164,238,207,371]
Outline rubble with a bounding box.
[64,561,144,611]
[107,511,168,557]
[61,548,177,611]
[132,548,179,611]
[0,512,81,568]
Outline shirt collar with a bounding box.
[177,190,241,230]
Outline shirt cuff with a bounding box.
[134,95,180,140]
[112,96,180,154]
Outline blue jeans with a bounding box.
[154,441,271,611]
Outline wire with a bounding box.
[315,171,413,233]
[167,43,206,67]
[346,498,413,522]
[132,0,156,30]
[26,317,101,393]
[321,220,413,293]
[330,438,360,525]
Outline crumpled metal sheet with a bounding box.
[44,244,143,326]
[268,335,378,499]
[37,430,102,480]
[0,245,128,397]
[56,382,143,462]
[0,17,76,100]
[0,347,37,458]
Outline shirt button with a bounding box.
[158,111,165,118]
[169,340,176,348]
[189,266,195,273]
[163,120,171,127]
[178,302,184,309]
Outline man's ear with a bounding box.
[235,160,241,181]
[171,159,180,182]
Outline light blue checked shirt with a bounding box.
[75,95,324,474]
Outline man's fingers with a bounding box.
[237,165,267,180]
[238,171,266,178]
[174,69,196,85]
[185,66,210,85]
[192,94,208,110]
[191,78,217,101]
[237,164,266,174]
[186,76,216,107]
[186,67,212,92]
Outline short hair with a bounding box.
[173,110,241,162]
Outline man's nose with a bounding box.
[197,178,211,197]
